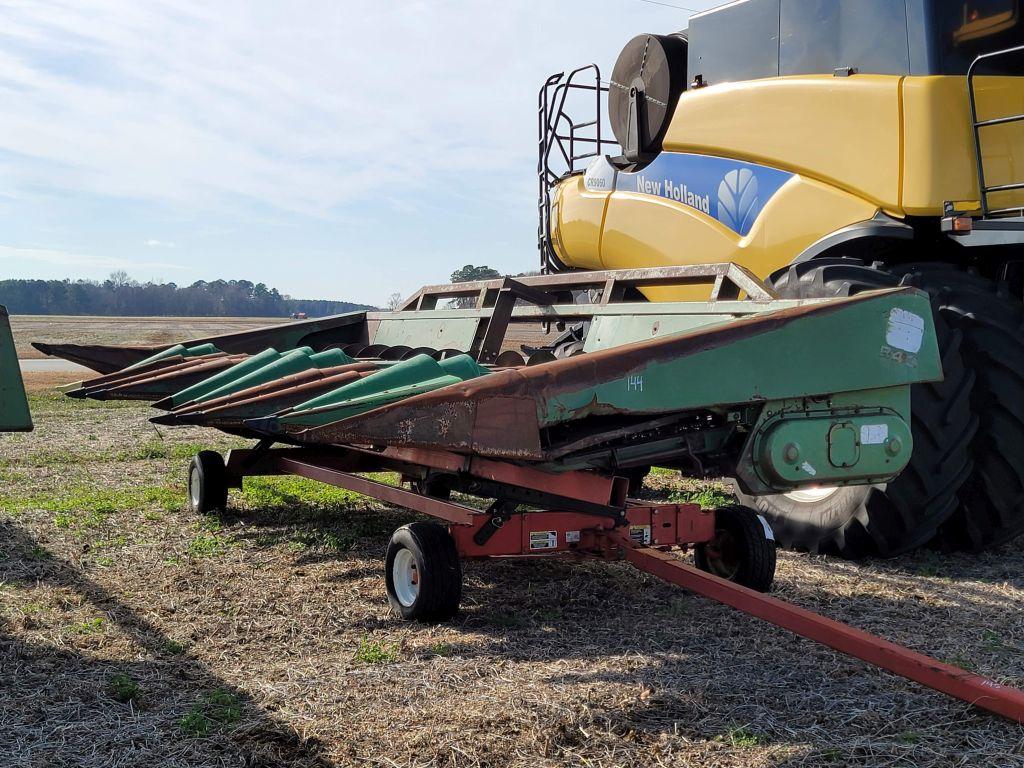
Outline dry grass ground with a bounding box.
[1,372,1022,767]
[13,315,290,359]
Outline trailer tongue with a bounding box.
[34,265,1024,723]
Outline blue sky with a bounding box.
[0,0,719,305]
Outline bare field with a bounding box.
[13,315,290,359]
[1,373,1023,767]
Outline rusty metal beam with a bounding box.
[375,444,628,508]
[606,530,1024,723]
[224,447,479,526]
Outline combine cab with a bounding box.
[540,0,1024,557]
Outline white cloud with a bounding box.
[0,1,704,219]
[0,244,184,272]
[145,239,176,248]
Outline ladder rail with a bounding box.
[967,44,1024,217]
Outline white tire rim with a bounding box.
[392,548,420,607]
[785,486,839,504]
[189,466,201,507]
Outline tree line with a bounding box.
[0,272,374,317]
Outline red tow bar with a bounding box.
[604,530,1024,724]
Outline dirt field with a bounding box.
[1,373,1023,767]
[13,315,290,359]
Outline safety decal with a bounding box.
[529,530,558,551]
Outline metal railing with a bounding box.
[968,44,1024,217]
[537,65,620,272]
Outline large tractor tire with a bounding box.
[733,258,978,558]
[893,263,1024,551]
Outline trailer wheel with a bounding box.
[187,451,228,515]
[694,505,776,592]
[385,522,462,622]
[740,257,977,558]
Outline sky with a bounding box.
[0,0,720,305]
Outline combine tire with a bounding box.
[893,264,1024,551]
[694,505,776,592]
[188,451,229,515]
[735,258,977,558]
[385,522,462,622]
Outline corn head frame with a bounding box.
[34,265,1024,724]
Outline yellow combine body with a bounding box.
[537,0,1024,558]
[551,75,1024,301]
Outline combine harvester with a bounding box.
[35,267,1024,723]
[537,0,1024,558]
[34,0,1024,723]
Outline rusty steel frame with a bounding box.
[218,445,1024,724]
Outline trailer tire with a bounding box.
[188,451,228,515]
[695,505,776,592]
[892,263,1024,551]
[736,257,977,558]
[385,522,462,622]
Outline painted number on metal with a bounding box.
[529,530,558,551]
[627,375,644,392]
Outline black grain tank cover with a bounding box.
[609,34,688,157]
[687,0,1024,84]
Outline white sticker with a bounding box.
[583,157,617,192]
[800,461,818,477]
[529,530,557,551]
[861,423,889,445]
[629,525,651,545]
[886,308,924,354]
[757,514,776,542]
[565,530,581,543]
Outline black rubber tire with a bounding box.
[735,257,978,558]
[187,451,228,515]
[694,505,776,592]
[891,264,1024,551]
[385,522,462,622]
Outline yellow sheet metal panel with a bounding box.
[663,75,902,211]
[551,175,606,270]
[598,176,877,302]
[902,76,1024,215]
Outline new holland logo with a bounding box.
[717,168,760,235]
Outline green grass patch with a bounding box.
[241,476,364,511]
[0,485,181,528]
[161,639,186,656]
[73,617,105,634]
[180,688,242,736]
[106,672,141,703]
[354,636,399,664]
[669,487,735,509]
[187,534,226,558]
[7,440,214,469]
[722,725,761,748]
[430,641,454,657]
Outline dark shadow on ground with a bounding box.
[0,519,335,768]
